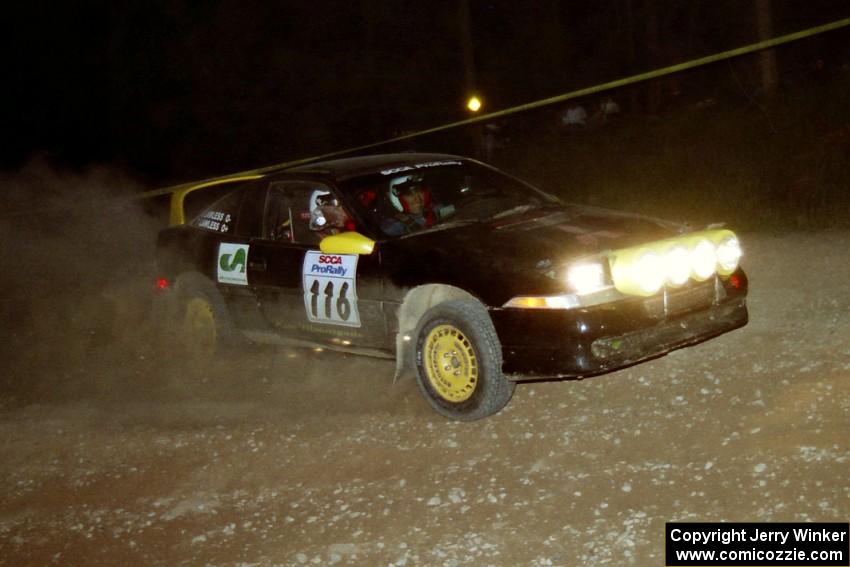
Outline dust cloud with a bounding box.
[0,157,407,417]
[0,159,159,400]
[2,159,848,565]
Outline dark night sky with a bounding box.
[3,1,849,185]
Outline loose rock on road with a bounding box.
[1,232,848,566]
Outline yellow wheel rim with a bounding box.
[423,324,478,403]
[182,297,217,354]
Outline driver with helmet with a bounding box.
[381,176,441,236]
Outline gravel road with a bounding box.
[1,231,848,566]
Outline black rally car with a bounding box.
[156,153,748,420]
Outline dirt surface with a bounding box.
[1,229,848,566]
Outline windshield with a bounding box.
[340,160,560,238]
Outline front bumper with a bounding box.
[492,271,748,380]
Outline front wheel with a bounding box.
[413,299,515,421]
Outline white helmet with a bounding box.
[388,175,420,212]
[309,189,337,212]
[308,189,337,230]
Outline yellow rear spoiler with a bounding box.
[168,175,264,226]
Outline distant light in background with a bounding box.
[466,95,482,112]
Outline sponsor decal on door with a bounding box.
[302,251,360,327]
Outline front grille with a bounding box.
[643,278,720,319]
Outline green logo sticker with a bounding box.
[217,243,249,285]
[219,247,246,273]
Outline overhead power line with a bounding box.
[7,16,850,213]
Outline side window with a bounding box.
[233,184,267,238]
[191,189,242,235]
[264,181,344,245]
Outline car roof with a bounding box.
[280,152,467,180]
[168,153,470,226]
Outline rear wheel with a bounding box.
[173,273,237,359]
[413,299,514,421]
[181,296,218,356]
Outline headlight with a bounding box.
[633,251,664,294]
[663,245,691,286]
[716,235,742,275]
[691,239,716,281]
[566,262,606,295]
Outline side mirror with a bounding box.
[319,231,375,255]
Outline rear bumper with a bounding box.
[492,273,748,379]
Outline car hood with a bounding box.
[393,205,683,263]
[382,205,688,302]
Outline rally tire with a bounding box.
[173,272,238,358]
[413,299,514,421]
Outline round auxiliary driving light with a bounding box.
[634,251,664,294]
[716,236,742,275]
[664,245,691,286]
[691,239,717,281]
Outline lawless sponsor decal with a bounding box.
[302,251,360,327]
[217,243,249,285]
[196,210,233,233]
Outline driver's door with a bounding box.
[248,180,389,351]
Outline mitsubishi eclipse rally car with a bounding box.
[155,153,748,421]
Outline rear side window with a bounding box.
[191,189,242,235]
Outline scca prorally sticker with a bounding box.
[380,160,462,176]
[302,251,360,327]
[217,243,249,285]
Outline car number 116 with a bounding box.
[302,252,361,327]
